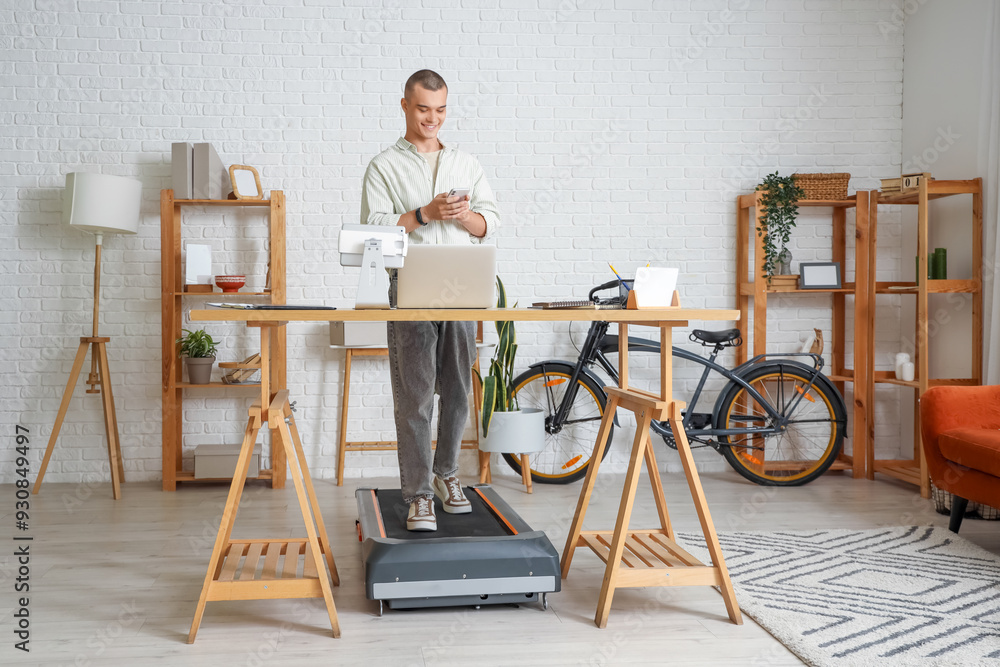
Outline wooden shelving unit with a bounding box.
[160,189,287,491]
[735,191,872,479]
[866,179,983,497]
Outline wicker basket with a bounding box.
[793,173,851,201]
[931,483,1000,521]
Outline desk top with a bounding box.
[190,307,740,324]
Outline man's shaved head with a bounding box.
[404,69,447,98]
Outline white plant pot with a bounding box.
[479,408,546,454]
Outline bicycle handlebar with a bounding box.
[588,279,622,302]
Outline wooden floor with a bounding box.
[9,469,999,666]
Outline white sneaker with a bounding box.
[433,475,472,514]
[406,497,437,531]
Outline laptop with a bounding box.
[396,245,497,309]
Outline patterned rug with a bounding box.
[681,526,1000,666]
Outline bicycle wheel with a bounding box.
[503,365,613,484]
[715,362,845,486]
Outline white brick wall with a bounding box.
[1,0,905,486]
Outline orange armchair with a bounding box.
[920,385,1000,533]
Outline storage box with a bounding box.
[194,444,261,479]
[330,321,388,347]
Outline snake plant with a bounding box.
[477,276,518,437]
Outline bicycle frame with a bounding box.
[542,319,828,450]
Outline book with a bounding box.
[532,300,622,310]
[193,142,225,199]
[171,142,193,198]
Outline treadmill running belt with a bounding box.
[376,488,514,540]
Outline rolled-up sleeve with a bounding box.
[360,162,402,227]
[469,161,500,242]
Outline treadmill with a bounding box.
[355,485,560,613]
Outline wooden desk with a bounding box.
[187,306,741,636]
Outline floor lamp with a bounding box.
[33,173,142,500]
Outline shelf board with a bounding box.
[928,378,979,387]
[172,198,273,207]
[175,291,271,297]
[876,180,981,205]
[741,282,856,295]
[875,279,979,295]
[827,372,854,383]
[767,287,855,294]
[872,373,979,389]
[874,376,919,388]
[795,199,858,208]
[873,462,921,486]
[873,371,917,387]
[175,382,262,389]
[175,468,274,482]
[739,194,858,209]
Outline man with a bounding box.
[360,70,500,531]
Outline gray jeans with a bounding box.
[387,319,476,504]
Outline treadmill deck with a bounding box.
[356,485,560,610]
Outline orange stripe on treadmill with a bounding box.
[371,489,386,538]
[472,488,518,535]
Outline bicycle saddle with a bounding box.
[690,328,741,345]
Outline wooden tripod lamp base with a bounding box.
[33,336,124,500]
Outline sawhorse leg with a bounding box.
[561,394,620,578]
[189,409,262,643]
[669,403,742,625]
[285,403,339,586]
[594,408,654,628]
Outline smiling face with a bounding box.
[401,84,448,150]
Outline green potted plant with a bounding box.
[477,277,545,454]
[755,172,805,279]
[177,328,219,385]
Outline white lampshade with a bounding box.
[62,172,142,236]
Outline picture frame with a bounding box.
[228,164,263,200]
[799,262,842,289]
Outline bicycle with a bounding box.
[502,280,848,487]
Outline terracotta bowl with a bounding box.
[215,275,246,293]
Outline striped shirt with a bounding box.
[360,137,500,245]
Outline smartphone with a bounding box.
[447,187,470,200]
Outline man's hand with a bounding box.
[422,192,469,221]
